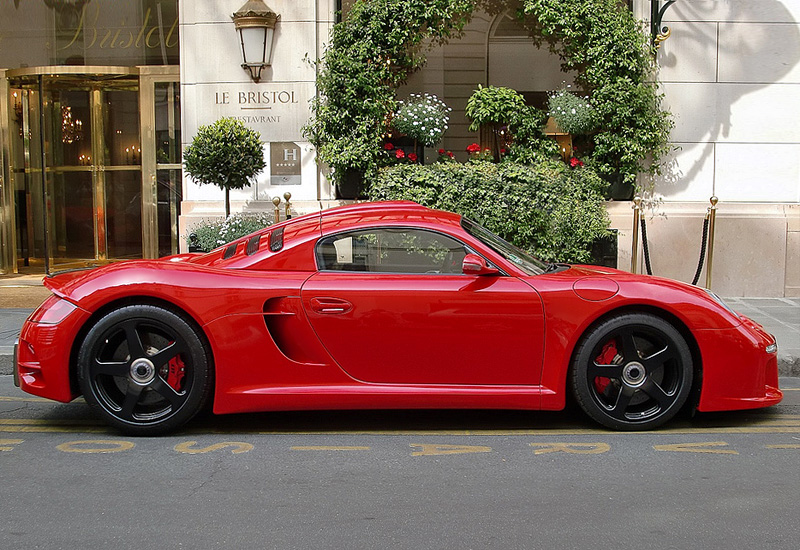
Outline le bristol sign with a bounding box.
[199,81,313,145]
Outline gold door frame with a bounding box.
[139,65,180,259]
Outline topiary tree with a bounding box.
[184,117,266,217]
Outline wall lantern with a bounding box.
[232,0,280,82]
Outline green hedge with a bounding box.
[368,160,609,263]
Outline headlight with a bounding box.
[766,343,778,354]
[704,290,741,320]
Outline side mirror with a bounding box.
[462,253,499,276]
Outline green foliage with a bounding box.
[305,0,671,189]
[525,0,673,183]
[303,0,476,183]
[183,118,265,192]
[187,212,273,253]
[504,106,560,163]
[547,87,599,135]
[368,161,609,263]
[465,85,527,132]
[391,93,452,147]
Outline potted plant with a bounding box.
[465,85,526,160]
[184,118,266,217]
[389,93,452,163]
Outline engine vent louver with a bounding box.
[269,227,284,252]
[246,235,261,256]
[223,242,238,259]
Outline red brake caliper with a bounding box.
[594,340,618,394]
[166,345,186,391]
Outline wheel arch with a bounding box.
[67,295,216,399]
[567,304,704,410]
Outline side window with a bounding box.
[317,228,470,274]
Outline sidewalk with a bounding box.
[0,275,798,376]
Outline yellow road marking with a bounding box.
[0,396,86,404]
[654,441,738,455]
[0,418,102,425]
[291,446,371,451]
[411,443,492,456]
[0,438,23,451]
[766,444,800,449]
[175,441,253,454]
[56,440,135,453]
[530,442,610,455]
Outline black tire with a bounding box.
[77,305,213,436]
[571,313,693,431]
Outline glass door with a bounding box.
[8,69,142,272]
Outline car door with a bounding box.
[301,227,545,386]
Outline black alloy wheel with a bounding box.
[571,313,693,431]
[77,305,212,436]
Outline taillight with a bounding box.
[28,295,78,325]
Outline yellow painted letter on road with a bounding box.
[174,441,254,455]
[57,440,135,454]
[654,441,738,455]
[530,442,610,455]
[0,438,23,451]
[410,443,492,456]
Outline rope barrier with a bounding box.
[691,217,710,286]
[634,197,717,287]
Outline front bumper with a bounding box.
[697,315,782,412]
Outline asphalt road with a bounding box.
[1,376,799,549]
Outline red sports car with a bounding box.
[15,201,782,435]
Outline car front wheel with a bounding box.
[77,305,212,436]
[571,313,693,431]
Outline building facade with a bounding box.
[1,0,798,295]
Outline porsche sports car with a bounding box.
[15,201,782,435]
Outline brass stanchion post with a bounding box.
[631,196,642,274]
[272,196,282,223]
[705,196,718,289]
[283,192,292,220]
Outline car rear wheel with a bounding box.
[77,305,212,436]
[571,313,693,431]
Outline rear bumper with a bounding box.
[697,316,783,412]
[16,309,89,403]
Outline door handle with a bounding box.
[309,297,353,315]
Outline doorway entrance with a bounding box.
[5,65,181,274]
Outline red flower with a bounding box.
[438,148,446,154]
[383,142,394,150]
[447,151,454,158]
[408,153,418,162]
[569,157,584,168]
[395,149,405,159]
[466,143,481,153]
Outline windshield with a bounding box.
[461,218,548,275]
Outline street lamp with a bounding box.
[232,0,280,82]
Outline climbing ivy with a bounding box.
[303,0,476,183]
[524,0,673,184]
[305,0,672,188]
